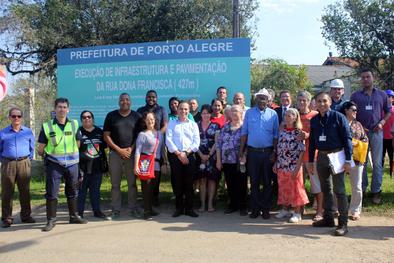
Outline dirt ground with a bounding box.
[0,203,393,263]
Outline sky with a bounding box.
[252,0,338,65]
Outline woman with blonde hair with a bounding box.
[273,108,309,223]
[217,105,248,215]
[297,90,323,221]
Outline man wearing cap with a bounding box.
[330,79,346,111]
[383,90,394,178]
[240,88,279,219]
[350,69,391,204]
[1,107,35,228]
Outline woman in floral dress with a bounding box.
[196,104,221,212]
[273,108,309,223]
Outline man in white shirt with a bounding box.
[166,101,200,217]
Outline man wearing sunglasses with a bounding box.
[0,107,35,228]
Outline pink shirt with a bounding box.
[383,106,394,139]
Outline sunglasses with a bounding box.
[350,108,358,112]
[10,115,22,119]
[82,116,92,120]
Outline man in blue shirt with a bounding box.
[240,88,279,219]
[308,92,352,236]
[0,107,35,228]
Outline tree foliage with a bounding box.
[321,0,394,88]
[251,59,312,100]
[0,72,55,133]
[0,0,258,76]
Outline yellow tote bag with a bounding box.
[352,138,368,163]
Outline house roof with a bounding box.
[305,65,355,86]
[322,57,359,68]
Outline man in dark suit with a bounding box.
[275,90,292,124]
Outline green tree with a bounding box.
[0,0,258,76]
[321,0,394,88]
[251,59,312,100]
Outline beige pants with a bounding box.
[109,151,137,212]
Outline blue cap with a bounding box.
[386,90,394,97]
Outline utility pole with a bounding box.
[233,0,240,38]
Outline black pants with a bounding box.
[152,170,161,201]
[168,153,196,211]
[141,178,153,214]
[223,164,247,210]
[382,138,393,175]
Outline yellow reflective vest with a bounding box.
[43,119,79,167]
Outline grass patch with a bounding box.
[1,160,394,216]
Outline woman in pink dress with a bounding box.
[273,108,309,223]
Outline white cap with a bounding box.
[254,88,271,100]
[330,79,344,88]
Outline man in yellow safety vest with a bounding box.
[38,98,87,232]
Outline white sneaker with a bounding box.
[288,213,302,223]
[275,209,291,219]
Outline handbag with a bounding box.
[136,133,159,181]
[352,138,368,164]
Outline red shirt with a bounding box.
[383,106,394,139]
[210,114,225,128]
[300,110,318,162]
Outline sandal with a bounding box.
[351,213,360,221]
[312,214,323,221]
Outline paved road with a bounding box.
[1,204,393,263]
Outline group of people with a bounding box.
[1,68,392,237]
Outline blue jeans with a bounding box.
[247,148,273,210]
[362,131,383,193]
[78,172,103,215]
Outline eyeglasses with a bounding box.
[350,108,358,112]
[82,116,92,120]
[10,115,22,119]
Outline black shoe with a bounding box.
[239,208,248,216]
[249,209,260,219]
[312,218,335,227]
[224,207,237,215]
[70,216,88,224]
[185,210,199,218]
[94,211,110,220]
[1,220,12,228]
[144,213,153,220]
[42,219,56,232]
[372,191,382,205]
[262,210,270,220]
[172,209,183,218]
[21,217,36,223]
[334,224,348,236]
